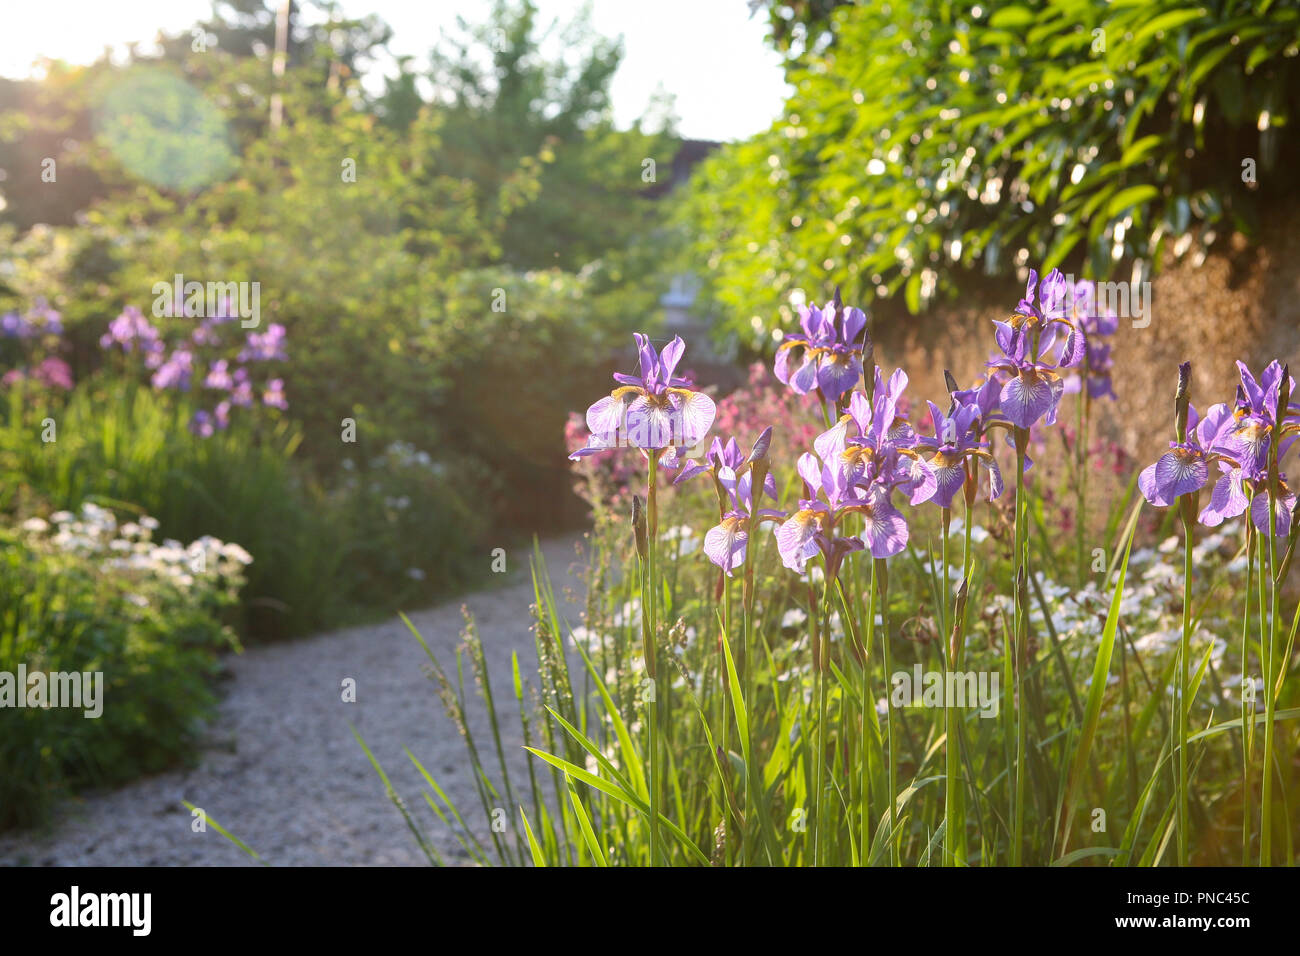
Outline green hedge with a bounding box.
[685,0,1300,336]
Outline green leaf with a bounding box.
[989,7,1035,29]
[520,809,547,867]
[1106,185,1159,218]
[1057,498,1142,854]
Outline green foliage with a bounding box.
[685,0,1300,341]
[0,519,241,831]
[426,0,674,271]
[0,378,501,639]
[91,66,238,192]
[0,380,347,638]
[0,0,679,657]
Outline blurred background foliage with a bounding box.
[686,0,1300,345]
[0,0,679,639]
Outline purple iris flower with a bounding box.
[238,324,288,362]
[1141,361,1299,537]
[951,369,1003,423]
[230,367,255,407]
[263,378,288,409]
[704,465,787,576]
[916,400,1004,508]
[815,368,921,464]
[571,333,717,458]
[674,429,779,499]
[1201,362,1299,536]
[774,296,869,400]
[100,306,161,353]
[1061,279,1118,401]
[782,369,937,567]
[1139,402,1235,507]
[189,410,214,438]
[775,452,870,572]
[815,368,935,502]
[2,312,34,338]
[853,444,936,557]
[1217,361,1297,481]
[151,348,194,391]
[989,268,1087,429]
[789,443,930,563]
[204,359,234,391]
[28,301,62,336]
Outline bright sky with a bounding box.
[0,0,789,141]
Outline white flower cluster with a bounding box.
[376,441,445,476]
[20,503,252,595]
[660,525,699,556]
[977,528,1246,704]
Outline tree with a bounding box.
[422,0,675,271]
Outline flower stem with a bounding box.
[1011,429,1029,866]
[1262,487,1279,867]
[1241,519,1255,866]
[876,557,899,866]
[1075,394,1088,588]
[861,559,877,861]
[1177,504,1193,866]
[813,558,834,865]
[742,544,759,865]
[646,451,662,866]
[941,506,960,866]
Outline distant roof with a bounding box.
[643,139,721,198]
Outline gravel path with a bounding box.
[0,535,588,867]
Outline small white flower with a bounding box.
[221,543,253,565]
[800,565,825,585]
[613,599,642,628]
[1133,629,1179,654]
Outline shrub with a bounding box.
[684,0,1300,337]
[0,506,245,830]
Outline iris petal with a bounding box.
[705,518,748,576]
[586,394,627,436]
[776,511,822,572]
[674,391,717,448]
[999,370,1061,428]
[861,502,909,558]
